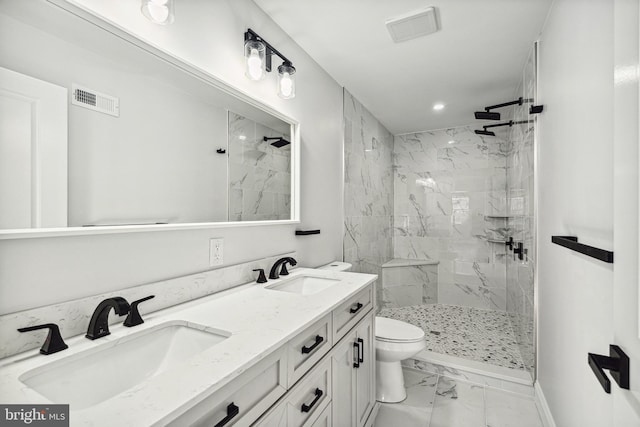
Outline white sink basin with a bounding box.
[19,321,230,409]
[266,275,341,295]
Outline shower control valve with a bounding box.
[505,237,514,251]
[513,242,524,261]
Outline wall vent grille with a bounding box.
[71,84,119,117]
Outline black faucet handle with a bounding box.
[124,295,155,327]
[18,323,68,355]
[253,269,267,283]
[280,263,290,276]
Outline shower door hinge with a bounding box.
[588,345,630,394]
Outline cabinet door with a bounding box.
[331,328,357,427]
[355,314,375,427]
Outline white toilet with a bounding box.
[318,262,426,403]
[375,316,426,403]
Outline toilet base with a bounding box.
[376,360,407,403]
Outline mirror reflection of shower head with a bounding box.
[263,136,291,148]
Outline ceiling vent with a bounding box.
[71,84,119,117]
[385,7,439,43]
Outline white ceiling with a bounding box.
[253,0,553,135]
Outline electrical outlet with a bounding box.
[209,238,223,266]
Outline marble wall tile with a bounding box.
[228,112,291,221]
[393,126,508,311]
[380,264,438,309]
[343,89,394,278]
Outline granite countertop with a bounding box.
[0,268,377,426]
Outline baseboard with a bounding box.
[534,381,557,427]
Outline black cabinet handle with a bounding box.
[349,302,363,314]
[357,338,364,363]
[301,335,324,354]
[353,341,361,368]
[301,388,323,413]
[213,403,239,427]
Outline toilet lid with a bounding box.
[375,317,425,342]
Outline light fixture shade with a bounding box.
[141,0,175,25]
[245,40,266,81]
[277,62,296,99]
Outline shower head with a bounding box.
[263,136,291,148]
[474,97,529,121]
[474,119,532,137]
[474,111,501,120]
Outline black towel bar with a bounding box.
[551,236,614,263]
[295,230,320,236]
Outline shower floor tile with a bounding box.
[378,304,528,371]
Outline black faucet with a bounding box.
[86,297,130,340]
[269,257,297,280]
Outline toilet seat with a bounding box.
[375,317,425,343]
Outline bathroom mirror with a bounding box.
[0,0,299,238]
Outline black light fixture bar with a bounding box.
[245,28,293,73]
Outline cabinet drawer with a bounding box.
[254,357,331,427]
[286,358,331,427]
[287,314,332,385]
[169,346,287,427]
[309,403,331,427]
[332,285,372,342]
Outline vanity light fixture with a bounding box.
[141,0,175,25]
[244,29,297,99]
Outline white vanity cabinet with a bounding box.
[331,312,375,427]
[255,285,376,427]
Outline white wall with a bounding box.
[0,0,344,314]
[537,0,615,425]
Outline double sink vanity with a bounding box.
[0,266,378,427]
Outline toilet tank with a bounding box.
[318,261,352,272]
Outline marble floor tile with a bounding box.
[485,388,543,427]
[374,404,431,427]
[429,376,485,427]
[373,368,543,427]
[374,369,436,427]
[378,304,529,371]
[401,369,438,410]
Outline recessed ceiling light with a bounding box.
[448,140,455,144]
[433,103,445,111]
[239,135,247,140]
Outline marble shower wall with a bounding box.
[505,44,537,374]
[228,112,291,221]
[393,127,508,311]
[343,89,394,299]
